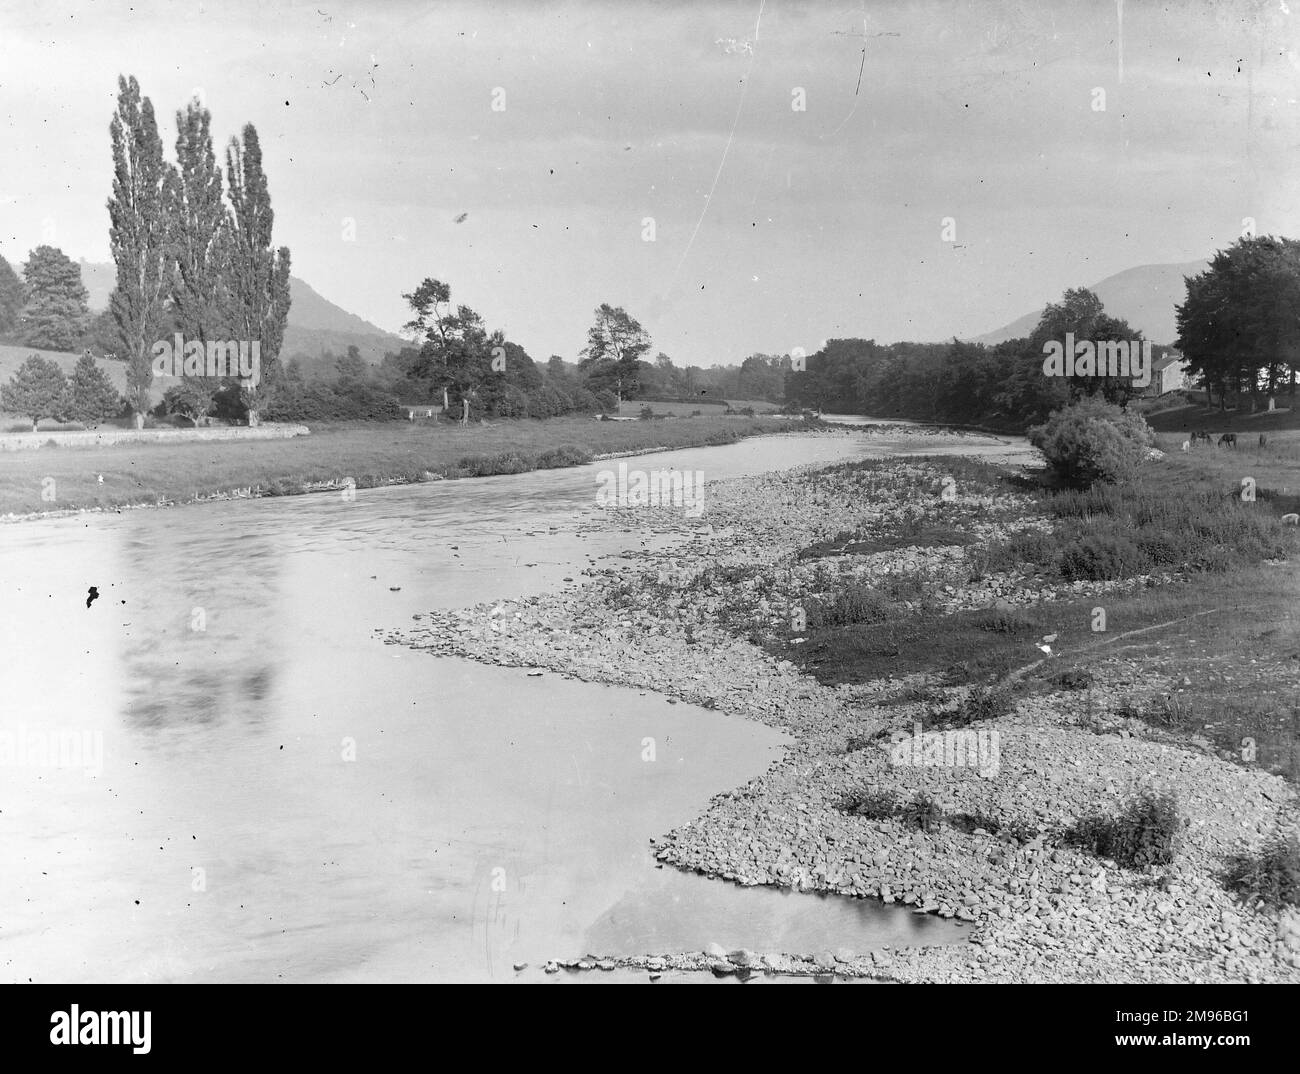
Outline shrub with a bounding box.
[807,582,889,627]
[1049,668,1093,690]
[570,387,603,413]
[1058,532,1145,581]
[838,789,898,820]
[944,683,1017,727]
[972,610,1034,634]
[1223,833,1300,907]
[534,444,591,468]
[897,792,942,833]
[639,405,654,420]
[1028,397,1154,488]
[1065,789,1181,868]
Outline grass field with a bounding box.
[0,413,806,517]
[1146,396,1300,435]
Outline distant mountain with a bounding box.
[77,259,409,364]
[970,260,1210,347]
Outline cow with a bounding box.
[1190,431,1212,446]
[1218,433,1237,449]
[1260,433,1268,447]
[1181,440,1190,452]
[1282,514,1299,525]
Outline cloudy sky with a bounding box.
[1,0,1297,365]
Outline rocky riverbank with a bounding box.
[383,438,1300,983]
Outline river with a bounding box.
[0,430,1020,983]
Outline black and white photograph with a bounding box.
[0,0,1297,1044]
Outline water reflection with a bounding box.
[115,524,283,732]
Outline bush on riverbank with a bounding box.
[1223,833,1300,907]
[1028,398,1154,488]
[1064,789,1182,868]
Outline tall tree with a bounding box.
[170,96,232,421]
[579,304,651,403]
[401,278,492,409]
[224,123,291,426]
[0,250,23,339]
[18,246,89,350]
[108,75,176,428]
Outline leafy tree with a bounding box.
[334,344,368,385]
[161,382,213,424]
[66,353,122,427]
[19,246,89,350]
[223,123,291,426]
[545,355,571,383]
[108,75,176,428]
[1030,288,1144,407]
[78,309,120,357]
[1176,236,1300,409]
[1,355,69,431]
[737,352,787,402]
[0,250,23,339]
[579,304,651,403]
[401,278,494,410]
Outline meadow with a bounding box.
[0,412,804,517]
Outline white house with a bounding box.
[1144,351,1191,396]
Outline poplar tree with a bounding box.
[107,75,176,428]
[224,124,291,426]
[171,96,231,420]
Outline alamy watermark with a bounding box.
[889,721,1000,778]
[596,462,705,517]
[1041,334,1152,389]
[0,726,103,776]
[151,334,261,385]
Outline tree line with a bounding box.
[786,234,1299,429]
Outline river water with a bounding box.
[0,431,1008,983]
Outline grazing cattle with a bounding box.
[1282,513,1299,525]
[1181,440,1190,452]
[1260,433,1268,447]
[1190,431,1212,446]
[1218,433,1237,448]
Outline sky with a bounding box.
[1,0,1297,366]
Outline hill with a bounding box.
[77,259,408,364]
[971,260,1209,346]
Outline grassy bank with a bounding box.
[0,413,809,518]
[677,448,1300,782]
